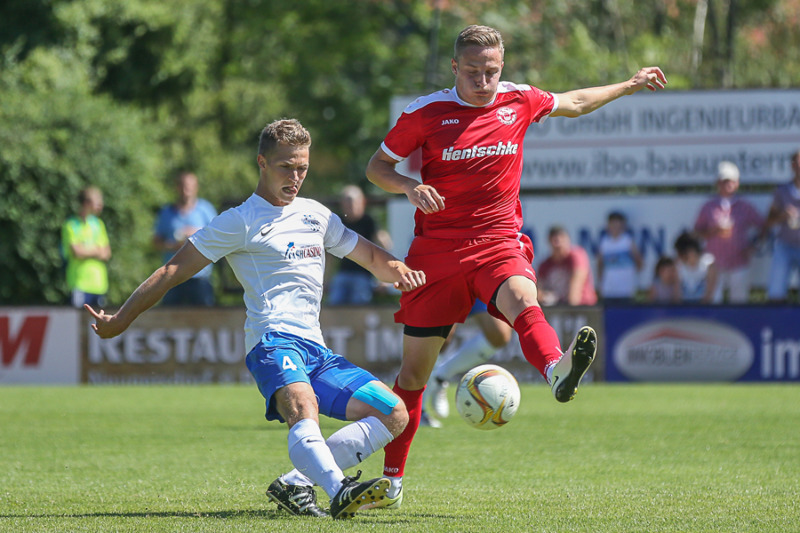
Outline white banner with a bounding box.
[0,307,80,384]
[388,193,779,290]
[391,89,800,188]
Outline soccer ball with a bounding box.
[455,364,521,430]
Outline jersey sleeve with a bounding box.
[524,85,557,124]
[324,212,359,258]
[188,208,246,263]
[381,107,424,162]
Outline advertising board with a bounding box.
[0,307,80,384]
[82,306,603,385]
[605,305,800,382]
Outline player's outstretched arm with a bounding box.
[345,235,426,292]
[366,148,445,214]
[85,242,212,339]
[551,66,667,118]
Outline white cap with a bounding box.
[717,161,740,182]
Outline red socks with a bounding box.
[382,381,425,478]
[513,305,562,378]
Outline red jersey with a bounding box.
[382,82,556,239]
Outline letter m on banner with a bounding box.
[0,315,49,367]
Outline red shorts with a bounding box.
[395,234,536,327]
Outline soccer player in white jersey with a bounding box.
[364,24,667,507]
[85,119,427,520]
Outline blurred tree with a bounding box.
[1,0,798,304]
[0,48,167,304]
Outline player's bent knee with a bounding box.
[352,380,400,416]
[351,381,407,436]
[275,383,319,426]
[387,401,409,437]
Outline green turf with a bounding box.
[0,383,798,532]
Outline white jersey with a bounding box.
[189,193,358,350]
[678,253,715,302]
[598,232,638,298]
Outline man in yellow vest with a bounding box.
[61,186,111,307]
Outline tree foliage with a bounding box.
[1,0,797,304]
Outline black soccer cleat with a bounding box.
[329,470,390,520]
[266,477,328,517]
[551,326,597,403]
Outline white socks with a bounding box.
[435,332,495,380]
[283,416,394,491]
[287,418,344,498]
[387,475,403,498]
[327,416,394,470]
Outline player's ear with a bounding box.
[451,58,458,76]
[257,154,267,169]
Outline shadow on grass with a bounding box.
[0,509,455,521]
[0,509,280,520]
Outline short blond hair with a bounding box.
[454,25,504,60]
[258,119,311,157]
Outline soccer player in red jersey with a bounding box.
[363,25,667,508]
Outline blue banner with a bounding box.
[605,305,800,382]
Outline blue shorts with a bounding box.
[245,330,378,423]
[470,299,488,315]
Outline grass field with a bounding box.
[1,383,798,532]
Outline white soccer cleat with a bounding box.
[551,326,597,403]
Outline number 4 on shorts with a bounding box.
[282,355,298,371]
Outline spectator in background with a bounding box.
[764,149,800,303]
[62,186,111,308]
[327,185,392,305]
[596,211,643,302]
[153,171,217,306]
[647,256,681,303]
[674,231,717,303]
[694,161,764,303]
[538,226,597,306]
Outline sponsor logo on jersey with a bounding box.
[284,241,323,260]
[302,215,322,232]
[441,119,459,125]
[496,107,517,125]
[441,141,519,161]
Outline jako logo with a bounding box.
[441,141,518,161]
[613,318,753,381]
[441,119,459,125]
[1,315,49,367]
